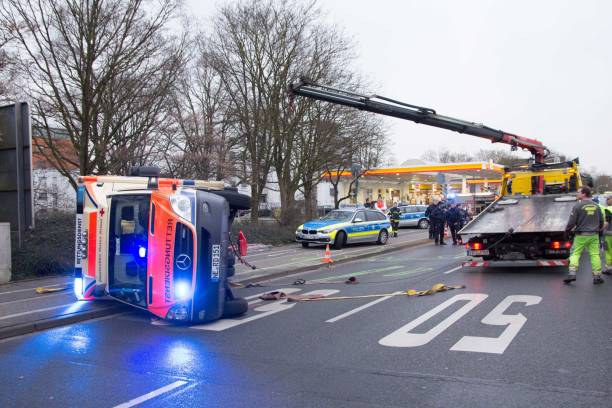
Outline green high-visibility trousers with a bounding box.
[569,234,601,275]
[605,235,612,269]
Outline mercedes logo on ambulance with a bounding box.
[175,254,192,270]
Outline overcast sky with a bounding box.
[186,0,612,174]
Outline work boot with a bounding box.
[439,241,447,245]
[563,275,577,284]
[602,269,612,275]
[593,276,604,285]
[434,240,439,245]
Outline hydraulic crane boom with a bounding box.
[289,78,549,164]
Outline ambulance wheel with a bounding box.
[418,219,429,229]
[377,229,389,245]
[222,298,248,317]
[301,242,309,248]
[333,231,346,249]
[211,189,251,211]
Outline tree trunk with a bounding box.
[278,183,296,226]
[249,182,260,223]
[303,182,317,220]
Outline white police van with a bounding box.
[397,205,429,229]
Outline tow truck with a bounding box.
[289,79,590,268]
[74,166,251,322]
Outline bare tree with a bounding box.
[207,0,369,224]
[325,113,387,209]
[166,38,239,181]
[0,22,18,102]
[1,0,186,188]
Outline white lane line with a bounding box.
[0,303,76,321]
[113,380,187,408]
[0,292,70,306]
[326,292,402,323]
[443,266,463,274]
[0,283,69,296]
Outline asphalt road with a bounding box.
[0,243,610,407]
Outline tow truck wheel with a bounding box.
[222,298,248,317]
[418,219,429,229]
[333,231,346,249]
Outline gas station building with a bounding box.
[333,160,505,212]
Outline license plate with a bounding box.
[303,236,317,240]
[468,250,490,256]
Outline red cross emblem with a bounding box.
[99,208,105,216]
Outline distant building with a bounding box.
[32,128,77,213]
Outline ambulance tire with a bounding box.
[222,298,248,318]
[333,231,346,249]
[211,189,251,211]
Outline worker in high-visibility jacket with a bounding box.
[388,202,401,238]
[564,186,605,284]
[602,196,612,275]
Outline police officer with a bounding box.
[446,204,462,245]
[602,196,612,275]
[430,201,447,245]
[564,186,604,284]
[388,202,401,238]
[425,201,436,240]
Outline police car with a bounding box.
[296,209,391,249]
[397,205,429,229]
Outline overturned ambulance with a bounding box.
[74,166,250,322]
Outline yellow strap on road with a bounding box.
[35,286,69,294]
[295,283,465,302]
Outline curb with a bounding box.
[0,304,127,341]
[234,237,431,285]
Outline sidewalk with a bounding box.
[0,229,428,340]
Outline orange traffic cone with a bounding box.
[322,244,333,266]
[444,226,449,239]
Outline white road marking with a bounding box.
[443,266,463,274]
[0,303,76,321]
[326,292,402,323]
[0,283,68,296]
[113,380,187,408]
[192,289,339,331]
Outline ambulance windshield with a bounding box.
[107,194,150,307]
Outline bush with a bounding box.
[11,212,75,280]
[231,219,298,246]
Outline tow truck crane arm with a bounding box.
[289,78,549,164]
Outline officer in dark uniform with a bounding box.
[425,202,436,240]
[430,201,447,245]
[446,204,462,245]
[388,202,401,237]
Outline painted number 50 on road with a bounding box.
[379,294,542,354]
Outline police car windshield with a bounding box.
[321,210,354,222]
[107,194,150,307]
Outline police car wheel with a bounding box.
[222,298,248,317]
[377,229,389,245]
[301,242,309,248]
[418,219,429,229]
[333,231,346,249]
